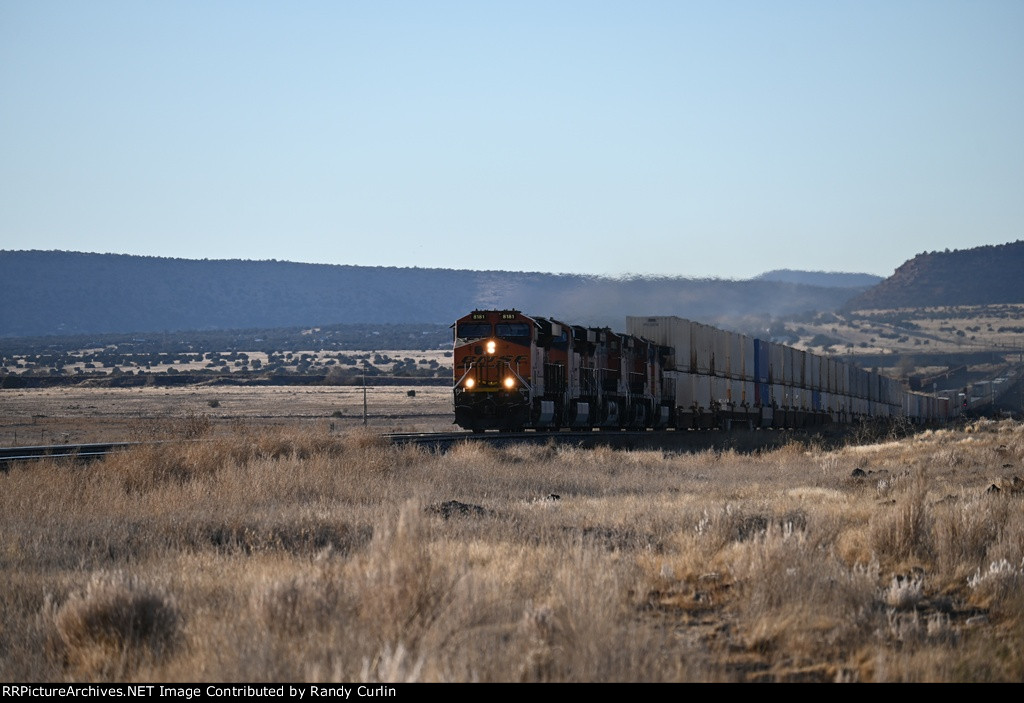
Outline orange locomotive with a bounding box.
[452,309,673,432]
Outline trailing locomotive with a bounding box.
[452,310,956,432]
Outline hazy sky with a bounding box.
[2,1,1021,279]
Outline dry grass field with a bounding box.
[2,349,453,378]
[791,304,1024,359]
[0,386,455,446]
[2,402,1022,681]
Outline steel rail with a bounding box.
[0,441,142,468]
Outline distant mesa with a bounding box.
[846,241,1024,310]
[4,244,1020,338]
[0,250,870,337]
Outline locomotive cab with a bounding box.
[452,310,535,432]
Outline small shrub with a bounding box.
[882,573,924,610]
[47,572,182,678]
[870,471,933,565]
[967,558,1024,607]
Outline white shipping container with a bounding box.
[783,347,796,387]
[727,378,744,406]
[773,383,788,408]
[626,316,692,372]
[742,380,754,406]
[835,394,847,414]
[770,343,785,384]
[742,335,755,382]
[791,386,806,411]
[711,327,730,377]
[666,371,694,410]
[711,376,730,407]
[692,374,711,411]
[691,322,713,375]
[728,332,744,380]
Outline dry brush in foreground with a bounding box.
[1,421,1022,682]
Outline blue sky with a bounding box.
[2,0,1021,278]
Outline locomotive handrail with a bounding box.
[504,361,531,391]
[454,361,476,389]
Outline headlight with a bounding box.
[486,340,496,354]
[504,377,515,389]
[465,378,475,389]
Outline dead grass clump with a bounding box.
[47,572,182,679]
[358,643,425,683]
[252,569,348,636]
[687,503,808,553]
[173,411,213,439]
[181,519,373,556]
[347,500,461,647]
[512,547,677,682]
[935,446,967,468]
[933,497,1007,580]
[503,441,559,465]
[446,440,503,467]
[103,441,240,492]
[877,608,957,652]
[966,558,1024,610]
[248,426,338,460]
[870,470,934,567]
[881,572,925,610]
[338,427,389,452]
[732,510,808,542]
[728,528,880,657]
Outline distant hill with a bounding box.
[1,251,867,337]
[847,241,1024,310]
[755,269,884,289]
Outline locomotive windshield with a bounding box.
[456,322,492,342]
[495,323,531,343]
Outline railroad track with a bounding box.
[383,427,831,453]
[2,426,854,470]
[0,441,142,469]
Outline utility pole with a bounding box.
[362,373,368,426]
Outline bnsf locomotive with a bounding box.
[453,310,957,432]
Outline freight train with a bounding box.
[452,309,957,432]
